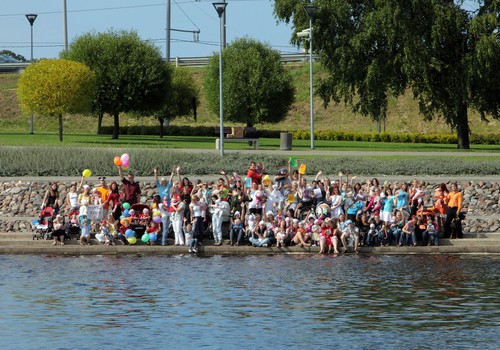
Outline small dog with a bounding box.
[450,212,466,239]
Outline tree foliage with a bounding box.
[204,37,294,127]
[61,30,171,139]
[0,50,27,62]
[274,0,500,149]
[150,67,199,137]
[17,59,95,141]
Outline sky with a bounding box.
[0,0,299,61]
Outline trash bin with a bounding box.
[280,132,292,150]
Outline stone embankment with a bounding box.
[0,179,499,234]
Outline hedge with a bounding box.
[99,126,499,145]
[1,146,499,177]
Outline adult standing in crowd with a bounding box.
[247,161,264,185]
[96,176,111,218]
[42,182,60,216]
[444,182,463,238]
[118,167,141,205]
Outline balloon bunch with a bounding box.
[113,153,130,170]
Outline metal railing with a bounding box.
[0,53,318,72]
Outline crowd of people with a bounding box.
[40,160,465,253]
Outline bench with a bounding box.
[215,126,259,150]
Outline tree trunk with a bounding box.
[192,97,197,122]
[97,112,103,135]
[159,117,164,138]
[376,119,381,133]
[456,103,470,149]
[58,114,63,142]
[112,112,120,139]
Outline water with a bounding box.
[0,254,498,350]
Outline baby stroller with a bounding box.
[130,203,152,238]
[33,206,54,240]
[65,209,81,240]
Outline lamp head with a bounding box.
[26,14,38,26]
[213,2,228,18]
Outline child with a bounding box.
[319,219,334,254]
[80,219,91,245]
[184,218,198,253]
[311,219,321,246]
[275,220,287,248]
[95,219,107,244]
[365,223,377,247]
[118,219,132,245]
[229,212,245,246]
[146,221,160,245]
[139,208,150,225]
[91,188,102,206]
[78,200,88,225]
[423,214,439,246]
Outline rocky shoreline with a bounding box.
[0,179,499,234]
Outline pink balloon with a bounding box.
[153,216,162,224]
[121,159,130,168]
[121,153,129,162]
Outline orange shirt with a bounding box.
[446,191,463,212]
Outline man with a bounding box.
[118,167,141,205]
[96,177,111,218]
[247,161,263,185]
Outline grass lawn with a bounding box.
[0,132,499,153]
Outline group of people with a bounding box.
[40,159,465,253]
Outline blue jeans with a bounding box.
[161,215,171,246]
[391,228,402,245]
[365,230,378,246]
[230,227,243,244]
[249,236,270,247]
[188,238,198,250]
[422,230,439,245]
[404,233,417,246]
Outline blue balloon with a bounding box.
[149,233,157,242]
[125,229,135,238]
[123,209,130,218]
[120,215,124,219]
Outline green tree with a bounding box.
[274,0,500,149]
[17,59,95,141]
[61,30,171,139]
[204,37,294,127]
[151,67,199,138]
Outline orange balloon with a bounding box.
[114,156,122,166]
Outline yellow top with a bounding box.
[446,191,463,212]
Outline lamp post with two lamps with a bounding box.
[25,14,38,135]
[302,4,317,149]
[213,2,228,157]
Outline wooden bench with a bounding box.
[215,126,259,150]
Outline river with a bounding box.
[0,254,498,349]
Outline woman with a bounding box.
[329,185,344,219]
[402,218,417,246]
[189,195,204,243]
[42,182,60,216]
[433,183,449,234]
[104,181,121,221]
[51,214,66,245]
[365,188,382,215]
[389,210,406,246]
[210,195,224,246]
[65,179,83,211]
[77,185,92,207]
[230,187,249,219]
[444,183,463,238]
[171,194,186,246]
[395,183,410,217]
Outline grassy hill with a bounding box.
[1,64,499,135]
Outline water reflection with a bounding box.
[0,254,499,349]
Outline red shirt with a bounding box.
[247,169,262,184]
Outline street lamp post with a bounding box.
[26,13,38,135]
[213,2,227,157]
[304,4,316,149]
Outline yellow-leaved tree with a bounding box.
[17,58,96,141]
